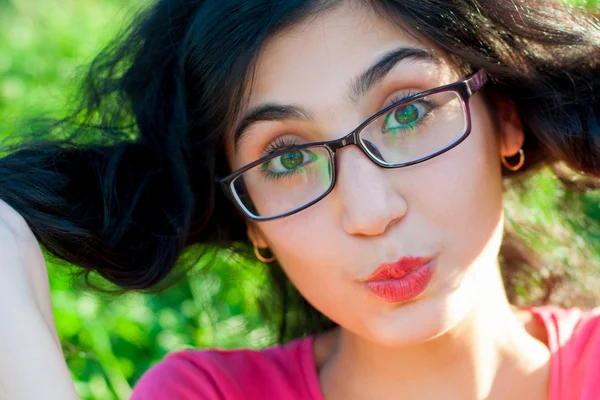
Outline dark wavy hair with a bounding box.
[0,0,598,341]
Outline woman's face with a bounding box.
[227,4,522,346]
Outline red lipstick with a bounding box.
[362,256,434,303]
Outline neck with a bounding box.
[317,260,550,400]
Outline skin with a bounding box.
[0,199,79,400]
[234,3,551,400]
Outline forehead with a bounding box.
[247,3,452,111]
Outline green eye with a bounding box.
[262,149,317,175]
[393,104,419,125]
[383,100,431,134]
[280,151,304,170]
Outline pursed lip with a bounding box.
[362,256,434,282]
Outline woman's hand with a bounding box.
[0,199,79,400]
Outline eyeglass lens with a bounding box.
[231,90,466,218]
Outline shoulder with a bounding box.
[530,305,600,398]
[130,336,320,400]
[530,305,600,348]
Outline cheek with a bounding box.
[258,210,354,315]
[411,98,504,274]
[260,209,341,272]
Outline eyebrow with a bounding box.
[349,47,438,102]
[234,104,314,147]
[234,47,438,147]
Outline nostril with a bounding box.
[343,212,400,237]
[341,187,408,237]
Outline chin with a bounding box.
[361,289,473,348]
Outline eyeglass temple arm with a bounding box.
[466,69,488,96]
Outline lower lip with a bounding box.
[363,262,434,303]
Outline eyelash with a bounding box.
[262,90,422,155]
[386,90,418,108]
[264,136,300,156]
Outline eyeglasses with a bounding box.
[218,69,488,221]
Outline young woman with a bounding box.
[0,0,599,399]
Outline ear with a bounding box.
[497,98,525,157]
[247,223,268,248]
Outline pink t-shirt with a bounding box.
[130,306,600,399]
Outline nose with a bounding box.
[335,146,408,236]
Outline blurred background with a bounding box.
[0,0,599,399]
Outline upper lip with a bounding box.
[362,256,433,282]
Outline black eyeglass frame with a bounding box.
[217,69,489,221]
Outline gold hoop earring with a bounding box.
[501,148,525,171]
[253,243,276,263]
